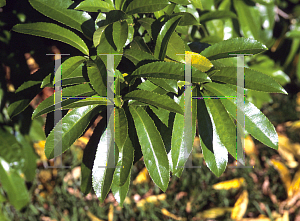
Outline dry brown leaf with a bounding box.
[212,178,245,190]
[161,208,187,221]
[231,190,249,220]
[270,159,292,194]
[196,207,233,219]
[133,167,150,185]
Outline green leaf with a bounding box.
[0,0,6,7]
[130,36,152,53]
[169,0,190,5]
[15,134,38,182]
[0,157,29,211]
[92,112,119,203]
[199,11,237,23]
[124,90,183,114]
[0,128,22,165]
[233,0,261,40]
[112,21,128,51]
[171,92,196,176]
[114,108,134,186]
[211,67,287,94]
[200,38,267,60]
[170,12,200,26]
[29,117,46,141]
[41,56,86,88]
[97,24,123,71]
[45,105,105,159]
[29,0,96,39]
[204,82,278,150]
[93,25,108,47]
[12,23,89,55]
[32,84,96,119]
[129,61,211,85]
[123,48,156,65]
[149,78,178,94]
[137,80,168,95]
[60,63,90,86]
[75,0,115,12]
[149,106,170,126]
[111,170,131,207]
[8,61,54,118]
[138,18,155,38]
[81,114,107,195]
[125,0,169,15]
[129,106,169,191]
[115,0,126,10]
[190,0,203,9]
[154,15,182,60]
[196,89,229,177]
[87,57,107,96]
[166,32,185,63]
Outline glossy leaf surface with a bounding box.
[204,82,278,150]
[29,0,96,39]
[125,0,169,15]
[12,23,89,55]
[200,38,267,60]
[124,90,183,114]
[129,106,169,191]
[45,105,105,159]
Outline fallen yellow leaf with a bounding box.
[86,211,105,221]
[270,159,291,194]
[244,135,258,156]
[288,168,300,198]
[136,194,166,210]
[213,178,245,190]
[231,190,249,220]
[33,140,47,161]
[133,167,150,185]
[161,208,187,221]
[196,207,233,219]
[108,204,113,221]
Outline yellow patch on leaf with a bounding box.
[196,207,233,219]
[231,190,249,220]
[213,178,245,190]
[185,51,213,72]
[108,204,114,221]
